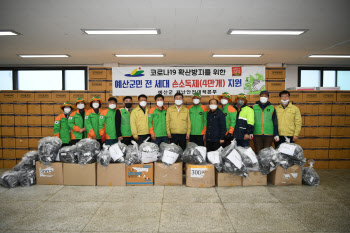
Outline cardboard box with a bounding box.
[0,160,3,168]
[268,92,280,103]
[304,116,319,126]
[3,159,16,169]
[97,163,126,186]
[16,137,29,148]
[106,68,112,80]
[318,116,332,126]
[28,126,42,137]
[0,91,18,102]
[89,67,106,80]
[186,164,215,188]
[318,127,331,137]
[304,127,319,137]
[268,165,302,186]
[89,80,107,91]
[289,91,303,103]
[216,172,242,187]
[28,115,42,125]
[15,148,28,159]
[329,160,350,169]
[42,115,55,126]
[27,102,41,114]
[15,115,28,126]
[303,92,319,102]
[266,81,285,91]
[154,162,183,186]
[1,114,15,125]
[69,91,88,102]
[242,172,267,186]
[53,103,63,114]
[332,116,345,126]
[336,91,350,102]
[87,92,106,103]
[52,91,69,102]
[302,104,319,115]
[13,103,28,114]
[34,92,52,101]
[319,92,336,102]
[36,161,64,185]
[3,148,16,159]
[126,163,154,186]
[304,149,329,159]
[265,67,286,79]
[331,104,346,114]
[15,126,28,136]
[63,163,96,186]
[41,102,54,114]
[42,126,53,137]
[2,137,16,148]
[17,91,35,102]
[28,137,41,149]
[1,126,15,136]
[0,103,14,113]
[318,104,332,114]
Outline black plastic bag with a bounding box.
[257,146,281,175]
[38,137,62,166]
[220,140,248,177]
[18,169,36,187]
[13,151,38,171]
[236,146,260,172]
[59,145,78,163]
[76,138,100,165]
[0,171,20,188]
[125,141,141,166]
[278,142,306,169]
[302,159,320,186]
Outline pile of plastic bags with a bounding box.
[138,138,160,164]
[59,145,78,163]
[159,143,183,167]
[125,141,141,166]
[302,159,320,186]
[257,146,281,175]
[220,140,248,177]
[38,137,62,165]
[207,147,223,172]
[236,146,259,172]
[75,138,100,165]
[13,151,38,171]
[182,142,207,165]
[97,142,128,167]
[278,142,306,169]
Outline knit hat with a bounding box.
[75,97,86,106]
[235,93,248,104]
[193,92,201,98]
[60,102,73,110]
[259,90,269,97]
[219,92,232,102]
[90,96,102,108]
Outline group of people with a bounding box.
[54,90,302,154]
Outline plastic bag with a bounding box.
[236,146,260,172]
[220,141,248,177]
[76,138,100,165]
[159,142,183,167]
[59,145,78,163]
[302,159,320,186]
[0,171,20,188]
[278,142,306,169]
[125,141,141,166]
[109,141,127,163]
[139,139,160,164]
[18,169,36,187]
[38,136,62,166]
[97,145,111,167]
[182,142,207,164]
[13,151,38,171]
[207,147,223,172]
[257,146,281,175]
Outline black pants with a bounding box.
[190,135,204,146]
[121,136,132,146]
[223,134,234,148]
[96,139,102,149]
[253,135,274,155]
[206,141,221,152]
[137,134,151,145]
[61,143,70,148]
[170,134,187,151]
[274,136,294,148]
[70,139,80,145]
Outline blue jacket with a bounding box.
[206,109,226,142]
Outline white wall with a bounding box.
[285,65,299,89]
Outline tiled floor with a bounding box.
[0,169,349,233]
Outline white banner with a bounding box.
[112,66,265,96]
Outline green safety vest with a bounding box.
[188,104,207,135]
[253,104,274,135]
[120,108,132,137]
[99,108,117,139]
[148,107,167,137]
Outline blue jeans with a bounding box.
[105,139,118,146]
[151,136,169,146]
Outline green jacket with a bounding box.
[120,108,132,137]
[99,108,122,140]
[188,104,208,135]
[220,104,237,134]
[68,110,87,140]
[148,106,167,137]
[253,104,274,135]
[54,113,70,144]
[85,108,102,139]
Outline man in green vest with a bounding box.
[85,96,104,148]
[188,92,208,146]
[68,97,87,145]
[219,92,237,147]
[120,96,133,145]
[253,91,279,154]
[54,102,73,147]
[149,94,168,146]
[99,97,122,146]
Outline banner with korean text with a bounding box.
[113,66,265,96]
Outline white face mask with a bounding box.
[209,104,217,110]
[77,103,85,109]
[260,97,268,104]
[92,103,100,108]
[221,99,228,105]
[175,100,183,106]
[281,99,289,105]
[157,101,164,107]
[193,99,200,105]
[140,101,147,107]
[64,107,71,114]
[109,104,116,109]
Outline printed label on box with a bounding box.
[190,168,208,178]
[39,166,54,177]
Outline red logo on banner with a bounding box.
[232,67,242,76]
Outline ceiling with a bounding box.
[0,0,350,66]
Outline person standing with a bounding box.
[148,94,168,146]
[275,90,302,147]
[130,94,150,145]
[219,92,236,147]
[99,97,122,146]
[85,96,104,148]
[253,91,279,154]
[54,102,73,147]
[188,92,208,146]
[120,96,133,145]
[206,99,226,152]
[166,92,191,151]
[68,97,87,145]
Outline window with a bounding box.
[298,67,350,90]
[0,67,87,90]
[0,70,13,90]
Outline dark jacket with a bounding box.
[255,101,279,136]
[233,104,254,140]
[206,108,226,142]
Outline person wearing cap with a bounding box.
[130,94,150,145]
[99,97,122,146]
[120,96,133,146]
[68,97,87,145]
[253,91,279,154]
[85,96,104,148]
[188,92,208,146]
[54,102,73,147]
[206,99,226,152]
[166,92,191,151]
[219,92,237,147]
[233,93,254,147]
[148,94,168,146]
[275,90,302,148]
